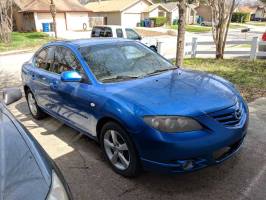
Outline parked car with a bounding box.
[200,20,218,26]
[91,25,158,52]
[22,39,249,177]
[258,30,266,53]
[1,88,72,200]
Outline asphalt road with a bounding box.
[1,52,266,200]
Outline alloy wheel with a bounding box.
[103,130,130,171]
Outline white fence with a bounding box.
[188,37,266,60]
[157,37,266,60]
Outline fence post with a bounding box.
[250,37,258,60]
[191,37,198,58]
[156,40,163,55]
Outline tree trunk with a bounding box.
[0,0,13,43]
[50,0,57,39]
[176,0,187,67]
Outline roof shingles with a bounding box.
[15,0,91,12]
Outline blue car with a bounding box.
[0,88,72,199]
[22,39,249,177]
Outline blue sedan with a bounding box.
[21,39,249,177]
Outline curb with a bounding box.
[0,49,35,56]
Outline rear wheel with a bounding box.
[100,122,141,177]
[26,90,46,120]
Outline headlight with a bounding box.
[143,116,202,133]
[46,171,69,200]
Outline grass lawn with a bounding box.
[170,25,212,33]
[229,23,247,29]
[183,58,266,102]
[170,23,246,33]
[247,21,266,27]
[0,32,53,52]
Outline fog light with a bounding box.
[177,160,194,171]
[182,160,194,170]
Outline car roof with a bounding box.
[93,25,130,29]
[46,38,133,48]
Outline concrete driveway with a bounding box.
[1,52,266,200]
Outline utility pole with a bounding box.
[50,0,57,39]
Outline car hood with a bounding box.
[104,69,237,116]
[0,107,50,200]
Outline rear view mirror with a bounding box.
[3,88,22,105]
[61,71,82,82]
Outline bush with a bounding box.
[232,12,251,23]
[149,17,167,27]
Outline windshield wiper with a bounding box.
[145,67,177,77]
[101,75,139,83]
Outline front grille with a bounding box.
[209,102,244,127]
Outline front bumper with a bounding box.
[132,102,249,174]
[140,134,246,173]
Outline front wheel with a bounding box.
[100,122,141,177]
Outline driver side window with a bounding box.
[53,47,82,74]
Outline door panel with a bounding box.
[51,46,97,135]
[32,46,55,109]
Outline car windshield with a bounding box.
[79,42,176,83]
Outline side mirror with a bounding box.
[3,88,22,105]
[61,71,82,82]
[137,35,142,40]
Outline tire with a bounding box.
[100,122,141,177]
[26,90,47,120]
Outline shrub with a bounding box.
[149,17,167,27]
[232,12,251,23]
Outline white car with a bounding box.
[91,25,158,52]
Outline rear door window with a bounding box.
[91,27,113,37]
[116,28,124,38]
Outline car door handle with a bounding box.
[50,81,59,90]
[31,74,36,80]
[41,77,47,81]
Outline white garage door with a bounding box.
[56,13,66,32]
[122,13,141,27]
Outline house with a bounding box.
[162,2,197,25]
[85,0,169,27]
[13,0,92,32]
[235,6,257,21]
[161,2,179,24]
[255,6,266,20]
[195,4,212,22]
[186,4,198,24]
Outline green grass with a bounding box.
[247,21,266,26]
[170,25,212,33]
[170,23,247,33]
[0,32,53,52]
[229,23,247,29]
[183,58,266,102]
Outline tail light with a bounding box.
[262,32,266,41]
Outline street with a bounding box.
[0,52,266,200]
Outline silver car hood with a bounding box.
[0,106,50,200]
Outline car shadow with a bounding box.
[9,98,266,200]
